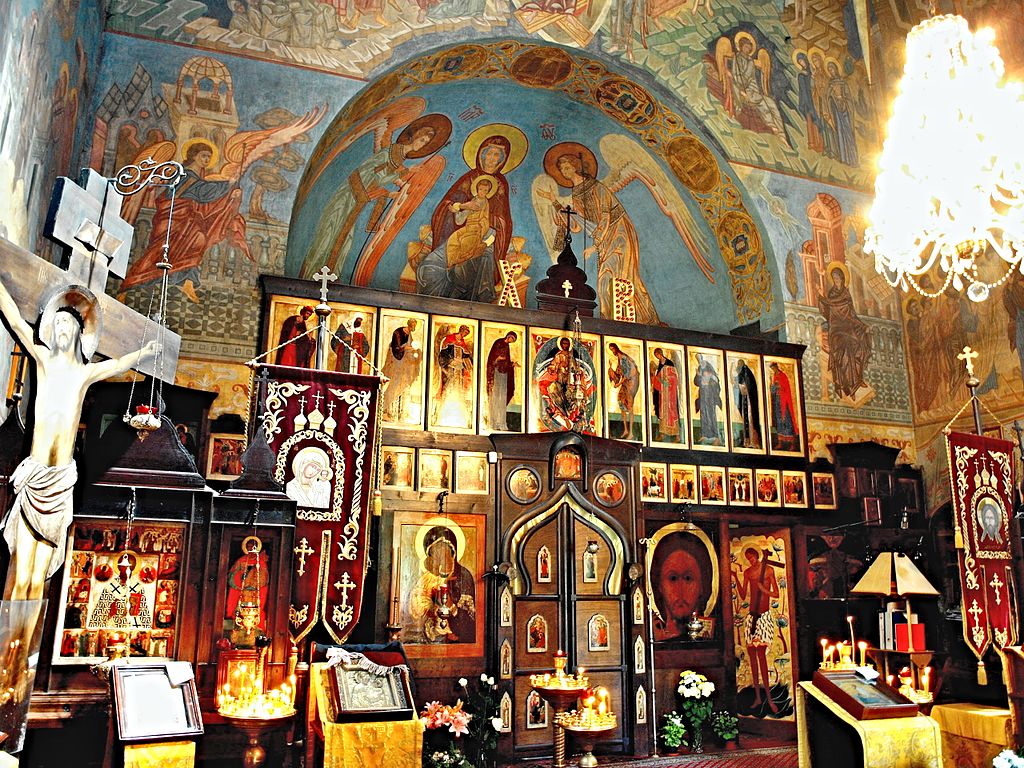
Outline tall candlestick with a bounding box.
[847,615,856,649]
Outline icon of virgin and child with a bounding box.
[407,522,477,644]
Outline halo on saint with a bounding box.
[826,260,850,284]
[241,535,263,554]
[471,174,500,198]
[414,515,467,563]
[38,284,102,361]
[462,124,528,174]
[733,30,756,50]
[180,137,219,168]
[543,142,599,188]
[397,113,453,159]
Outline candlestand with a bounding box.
[532,685,589,768]
[221,711,295,768]
[562,720,616,767]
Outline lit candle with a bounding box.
[826,645,835,665]
[847,615,856,649]
[922,666,931,692]
[858,641,867,668]
[886,674,894,687]
[820,638,828,666]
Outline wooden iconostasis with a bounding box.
[260,276,821,754]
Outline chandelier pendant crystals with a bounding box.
[864,14,1024,302]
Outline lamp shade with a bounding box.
[850,552,940,598]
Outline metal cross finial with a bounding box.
[313,266,338,304]
[561,279,572,298]
[560,205,577,247]
[958,345,979,378]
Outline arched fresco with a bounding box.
[288,41,782,332]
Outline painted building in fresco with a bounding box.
[3,0,1024,512]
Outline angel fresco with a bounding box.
[532,136,712,325]
[708,30,792,147]
[119,105,325,303]
[301,101,452,281]
[411,124,528,304]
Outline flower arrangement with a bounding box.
[676,670,716,752]
[422,675,502,768]
[710,710,739,744]
[459,674,502,768]
[421,700,472,736]
[658,711,688,751]
[994,749,1024,768]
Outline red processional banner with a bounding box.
[946,430,1019,663]
[258,364,380,644]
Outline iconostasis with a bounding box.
[260,276,814,754]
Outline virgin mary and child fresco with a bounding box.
[414,125,527,303]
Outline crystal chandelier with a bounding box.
[864,14,1024,302]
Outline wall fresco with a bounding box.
[86,35,350,362]
[290,41,782,332]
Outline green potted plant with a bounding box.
[659,711,688,754]
[710,710,739,749]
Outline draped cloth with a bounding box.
[312,662,423,768]
[259,365,380,644]
[945,431,1019,670]
[2,457,78,578]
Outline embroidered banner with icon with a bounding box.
[946,430,1019,666]
[259,364,380,644]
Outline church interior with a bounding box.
[4,0,1024,766]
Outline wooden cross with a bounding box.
[313,266,338,305]
[1,170,180,382]
[294,537,314,577]
[958,345,979,378]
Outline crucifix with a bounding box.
[0,168,182,602]
[311,265,337,371]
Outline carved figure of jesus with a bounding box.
[0,279,157,601]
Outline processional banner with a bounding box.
[945,431,1019,668]
[258,364,380,644]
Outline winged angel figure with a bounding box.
[119,106,326,303]
[531,134,714,325]
[298,97,452,283]
[711,31,791,145]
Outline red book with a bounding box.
[895,623,926,651]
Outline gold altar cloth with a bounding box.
[798,682,942,768]
[123,741,196,768]
[931,703,1012,768]
[311,662,424,768]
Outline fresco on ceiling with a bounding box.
[289,41,780,332]
[103,0,885,188]
[734,167,911,433]
[87,35,346,362]
[0,0,102,250]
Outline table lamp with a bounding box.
[850,552,939,652]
